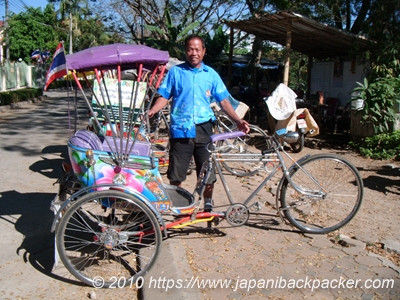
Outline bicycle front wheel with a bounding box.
[220,124,272,176]
[56,190,162,288]
[280,154,363,234]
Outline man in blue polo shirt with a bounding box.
[148,34,249,211]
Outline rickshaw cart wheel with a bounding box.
[56,189,162,288]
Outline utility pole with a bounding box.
[69,12,73,54]
[5,0,9,61]
[139,0,143,44]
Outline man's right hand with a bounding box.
[147,97,169,118]
[147,109,156,118]
[236,119,250,133]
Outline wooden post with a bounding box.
[283,21,292,86]
[306,55,312,100]
[227,28,234,90]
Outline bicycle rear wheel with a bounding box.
[56,190,162,288]
[280,154,363,234]
[218,122,272,176]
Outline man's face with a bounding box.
[185,38,206,69]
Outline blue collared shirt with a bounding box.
[158,62,229,138]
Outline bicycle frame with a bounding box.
[195,133,327,217]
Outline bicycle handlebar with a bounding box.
[210,131,245,142]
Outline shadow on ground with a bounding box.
[29,145,69,180]
[0,189,84,286]
[0,144,84,286]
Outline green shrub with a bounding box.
[46,80,69,89]
[46,79,94,90]
[0,88,43,106]
[350,130,400,160]
[351,77,400,134]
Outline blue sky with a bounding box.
[1,0,50,16]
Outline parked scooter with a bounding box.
[261,97,309,152]
[289,110,307,153]
[264,84,319,153]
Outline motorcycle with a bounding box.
[289,109,307,153]
[263,100,310,153]
[262,84,319,153]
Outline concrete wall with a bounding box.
[0,63,45,91]
[311,60,366,107]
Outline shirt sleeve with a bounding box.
[210,69,230,103]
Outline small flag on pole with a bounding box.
[44,42,67,91]
[41,50,51,61]
[30,49,41,59]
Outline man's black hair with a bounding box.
[184,34,206,49]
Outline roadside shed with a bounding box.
[224,11,370,103]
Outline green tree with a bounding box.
[143,9,200,59]
[98,0,246,44]
[75,17,125,50]
[49,0,92,53]
[7,5,58,63]
[203,25,229,66]
[7,2,122,64]
[350,0,400,134]
[53,0,90,20]
[360,0,400,78]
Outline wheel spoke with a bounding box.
[280,154,363,234]
[56,190,162,287]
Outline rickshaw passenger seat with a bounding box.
[69,130,151,156]
[70,130,104,151]
[102,137,151,156]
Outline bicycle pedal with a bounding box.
[250,202,263,211]
[213,216,220,226]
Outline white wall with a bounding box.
[311,60,366,106]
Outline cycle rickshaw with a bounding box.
[50,44,363,288]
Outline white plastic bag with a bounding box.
[266,83,297,120]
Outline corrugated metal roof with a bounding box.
[224,11,369,59]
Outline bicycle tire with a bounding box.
[214,113,240,155]
[243,109,251,123]
[280,154,363,234]
[215,116,271,176]
[56,190,162,288]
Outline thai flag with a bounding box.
[30,49,41,59]
[44,42,68,91]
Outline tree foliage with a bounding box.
[94,0,246,44]
[143,9,200,59]
[348,0,400,134]
[203,26,229,65]
[49,0,120,53]
[7,6,58,63]
[6,1,123,63]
